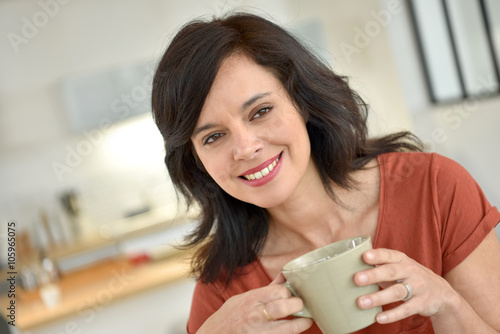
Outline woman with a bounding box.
[152,13,500,334]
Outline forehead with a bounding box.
[201,54,282,109]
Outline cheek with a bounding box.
[210,169,229,184]
[193,143,234,189]
[264,113,303,142]
[200,157,229,184]
[279,114,308,143]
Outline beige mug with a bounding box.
[281,236,381,334]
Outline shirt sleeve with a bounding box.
[431,154,500,275]
[186,280,225,334]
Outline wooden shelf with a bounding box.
[1,251,193,330]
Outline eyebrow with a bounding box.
[193,91,271,137]
[240,92,271,111]
[192,123,216,137]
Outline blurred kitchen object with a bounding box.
[17,231,36,262]
[17,229,62,299]
[39,210,57,249]
[59,190,81,239]
[17,231,38,291]
[37,253,61,308]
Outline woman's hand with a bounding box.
[353,248,459,324]
[197,274,313,334]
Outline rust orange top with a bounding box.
[187,152,500,334]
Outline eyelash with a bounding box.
[202,105,273,145]
[252,106,272,119]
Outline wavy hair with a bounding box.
[151,13,421,285]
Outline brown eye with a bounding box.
[252,106,272,119]
[203,133,224,145]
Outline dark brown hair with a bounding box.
[151,13,421,285]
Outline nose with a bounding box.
[232,125,264,161]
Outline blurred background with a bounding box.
[0,0,499,333]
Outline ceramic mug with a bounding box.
[281,236,381,334]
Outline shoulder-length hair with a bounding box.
[151,13,421,285]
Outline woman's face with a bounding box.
[191,54,315,209]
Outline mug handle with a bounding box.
[281,281,313,318]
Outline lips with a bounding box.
[242,156,279,180]
[239,152,282,187]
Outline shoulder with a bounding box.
[378,151,496,242]
[377,151,471,187]
[377,151,491,226]
[378,151,456,170]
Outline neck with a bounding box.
[264,158,380,256]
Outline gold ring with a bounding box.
[263,304,276,321]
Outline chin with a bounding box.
[240,194,288,209]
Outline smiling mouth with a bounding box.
[241,154,281,180]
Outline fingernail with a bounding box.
[360,297,372,308]
[377,314,387,323]
[364,251,374,260]
[357,274,368,284]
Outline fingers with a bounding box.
[365,282,416,325]
[355,248,413,287]
[260,278,312,332]
[261,282,292,302]
[374,302,413,324]
[356,278,419,325]
[263,296,304,320]
[353,248,454,325]
[208,279,310,333]
[362,248,404,266]
[258,291,313,333]
[355,264,408,287]
[357,281,413,310]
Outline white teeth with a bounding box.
[243,156,280,180]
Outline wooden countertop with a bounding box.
[1,251,193,330]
